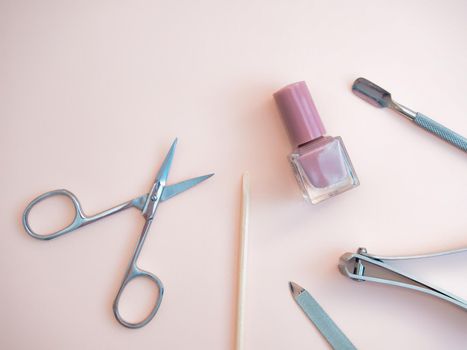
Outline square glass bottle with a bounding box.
[274,81,359,204]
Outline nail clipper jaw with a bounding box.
[338,249,368,282]
[338,253,364,282]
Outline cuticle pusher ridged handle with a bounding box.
[414,113,467,152]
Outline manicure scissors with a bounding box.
[22,139,213,328]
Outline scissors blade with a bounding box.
[161,174,214,202]
[155,138,178,185]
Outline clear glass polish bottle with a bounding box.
[273,81,359,204]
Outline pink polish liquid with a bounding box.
[274,82,359,204]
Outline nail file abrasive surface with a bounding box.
[289,282,357,350]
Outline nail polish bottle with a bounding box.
[273,81,359,204]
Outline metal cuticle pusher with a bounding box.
[352,77,467,152]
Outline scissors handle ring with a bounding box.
[22,189,87,240]
[113,266,164,329]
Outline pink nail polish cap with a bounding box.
[273,81,326,148]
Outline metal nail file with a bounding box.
[289,282,357,350]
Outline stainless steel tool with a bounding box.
[23,139,214,328]
[352,77,467,152]
[289,282,357,350]
[339,247,467,310]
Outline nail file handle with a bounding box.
[414,113,467,152]
[296,291,357,350]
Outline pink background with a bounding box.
[1,0,467,349]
